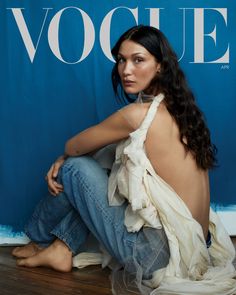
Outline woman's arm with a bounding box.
[65,110,135,157]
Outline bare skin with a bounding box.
[12,242,42,258]
[15,239,73,272]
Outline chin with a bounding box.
[125,91,138,95]
[123,87,139,94]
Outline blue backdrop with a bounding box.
[0,0,235,232]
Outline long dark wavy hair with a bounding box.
[111,25,217,170]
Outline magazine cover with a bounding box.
[0,0,235,244]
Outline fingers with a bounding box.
[53,181,64,193]
[51,156,66,178]
[47,176,64,196]
[48,187,59,197]
[48,181,63,196]
[45,156,66,196]
[52,161,61,179]
[48,187,57,197]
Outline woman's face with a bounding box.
[117,40,160,94]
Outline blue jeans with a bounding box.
[25,156,170,275]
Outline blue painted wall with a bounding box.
[0,0,235,231]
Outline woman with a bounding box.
[12,26,236,294]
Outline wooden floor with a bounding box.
[0,247,112,295]
[1,239,236,295]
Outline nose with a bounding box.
[122,61,133,77]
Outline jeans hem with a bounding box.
[51,231,77,255]
[24,229,51,249]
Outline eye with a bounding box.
[134,57,144,64]
[117,57,125,64]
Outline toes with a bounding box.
[11,243,41,258]
[17,257,36,268]
[16,258,26,266]
[12,247,20,256]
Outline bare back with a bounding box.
[120,101,210,238]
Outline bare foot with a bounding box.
[12,242,41,258]
[16,239,73,272]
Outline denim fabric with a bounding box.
[25,156,170,272]
[25,190,89,253]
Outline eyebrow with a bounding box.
[117,52,146,57]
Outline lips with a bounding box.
[123,80,135,86]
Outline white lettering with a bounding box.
[7,6,230,64]
[8,8,51,63]
[146,8,162,29]
[177,8,187,62]
[193,8,229,63]
[100,7,138,62]
[48,7,95,64]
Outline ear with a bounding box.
[156,63,161,73]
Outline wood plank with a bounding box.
[0,266,112,295]
[0,247,112,295]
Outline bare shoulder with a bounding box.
[156,102,174,123]
[150,102,178,136]
[119,102,152,130]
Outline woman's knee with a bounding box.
[60,156,108,210]
[61,156,107,185]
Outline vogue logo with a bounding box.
[7,6,229,64]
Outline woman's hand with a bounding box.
[45,155,67,196]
